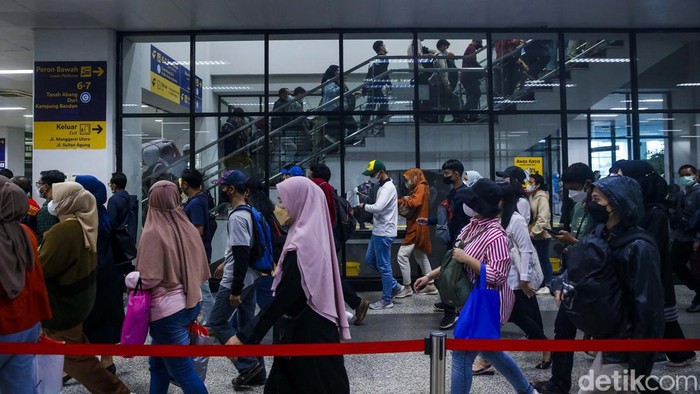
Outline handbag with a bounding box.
[34,335,64,394]
[184,322,217,384]
[120,278,151,347]
[508,232,544,290]
[454,263,501,339]
[398,203,418,220]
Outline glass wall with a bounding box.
[119,29,700,279]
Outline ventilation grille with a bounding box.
[0,89,32,98]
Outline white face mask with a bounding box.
[525,184,536,192]
[568,189,587,203]
[463,204,475,217]
[369,175,380,185]
[47,200,59,216]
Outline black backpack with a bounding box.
[562,226,656,338]
[333,193,357,244]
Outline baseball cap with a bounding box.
[212,169,248,191]
[496,166,527,184]
[363,160,387,176]
[280,165,304,177]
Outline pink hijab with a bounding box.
[275,177,351,340]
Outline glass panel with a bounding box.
[122,35,191,114]
[494,114,561,176]
[491,34,560,111]
[342,33,414,134]
[637,33,700,111]
[343,118,416,279]
[196,34,265,114]
[668,113,700,183]
[416,33,488,121]
[563,34,630,111]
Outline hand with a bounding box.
[554,290,562,309]
[553,230,578,246]
[452,249,470,264]
[414,276,429,292]
[359,203,365,210]
[521,281,535,298]
[416,217,428,226]
[225,335,243,361]
[229,294,241,307]
[214,263,224,279]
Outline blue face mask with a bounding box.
[680,176,696,187]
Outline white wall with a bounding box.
[33,29,117,201]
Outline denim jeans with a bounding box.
[200,281,214,326]
[149,304,208,394]
[208,274,265,374]
[0,322,41,394]
[451,350,533,394]
[365,235,398,301]
[533,238,552,287]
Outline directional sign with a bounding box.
[0,138,5,169]
[34,61,107,150]
[150,45,202,112]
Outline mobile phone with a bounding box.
[545,228,561,236]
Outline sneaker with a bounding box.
[394,285,414,299]
[666,354,697,367]
[369,299,394,310]
[353,298,370,325]
[687,299,700,313]
[536,286,550,295]
[439,313,457,329]
[419,284,439,295]
[433,302,447,312]
[531,380,566,394]
[232,362,266,391]
[472,364,495,376]
[345,310,354,322]
[391,284,402,298]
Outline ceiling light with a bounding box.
[154,119,163,122]
[0,70,33,75]
[162,121,189,125]
[494,99,535,104]
[620,99,664,103]
[590,114,619,118]
[659,129,682,132]
[123,133,148,137]
[162,60,230,66]
[23,114,33,118]
[679,135,700,138]
[203,86,252,90]
[646,118,675,121]
[0,107,26,110]
[568,58,629,63]
[677,83,700,87]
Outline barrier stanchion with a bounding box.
[425,332,446,394]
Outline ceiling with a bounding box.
[0,0,699,128]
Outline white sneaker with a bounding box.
[418,284,439,295]
[536,287,550,295]
[394,285,414,299]
[369,299,394,310]
[345,310,354,322]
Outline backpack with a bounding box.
[436,199,453,246]
[232,205,275,273]
[562,226,657,338]
[334,193,357,244]
[112,192,139,264]
[206,191,218,237]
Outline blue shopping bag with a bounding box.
[453,263,501,339]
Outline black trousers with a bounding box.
[670,240,700,294]
[549,306,578,392]
[509,290,547,340]
[460,73,482,111]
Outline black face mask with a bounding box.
[586,201,610,224]
[442,176,454,185]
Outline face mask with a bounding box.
[680,175,696,187]
[463,204,475,217]
[568,189,587,203]
[38,185,48,199]
[586,201,610,224]
[47,200,59,216]
[442,176,454,185]
[525,184,536,192]
[369,175,380,185]
[405,181,413,190]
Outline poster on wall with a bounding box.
[514,156,544,176]
[0,138,5,169]
[150,45,202,112]
[33,61,107,150]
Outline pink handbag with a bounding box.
[120,278,151,346]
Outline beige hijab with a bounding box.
[137,181,210,309]
[52,182,98,253]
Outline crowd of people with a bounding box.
[0,156,699,393]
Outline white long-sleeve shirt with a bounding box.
[505,212,537,290]
[364,179,398,237]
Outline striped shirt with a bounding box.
[455,217,515,325]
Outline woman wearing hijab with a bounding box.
[125,180,210,393]
[40,181,130,393]
[396,168,434,297]
[0,175,52,393]
[617,161,697,366]
[228,176,350,394]
[415,179,536,394]
[319,64,358,144]
[75,175,124,374]
[462,170,482,187]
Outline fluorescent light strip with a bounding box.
[23,114,33,118]
[679,136,700,138]
[495,99,535,104]
[0,107,26,110]
[677,83,700,87]
[609,107,649,111]
[590,114,619,118]
[0,69,33,75]
[620,99,664,103]
[203,86,252,90]
[162,60,229,66]
[568,58,630,63]
[646,118,675,121]
[659,129,682,132]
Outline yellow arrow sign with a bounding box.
[93,67,104,77]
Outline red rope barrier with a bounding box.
[2,339,699,357]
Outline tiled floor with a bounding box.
[63,286,700,393]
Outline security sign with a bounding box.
[514,156,544,177]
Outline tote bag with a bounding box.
[120,278,151,346]
[454,263,501,339]
[508,232,544,290]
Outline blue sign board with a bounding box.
[0,138,5,169]
[150,45,202,112]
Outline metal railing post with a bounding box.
[425,331,446,394]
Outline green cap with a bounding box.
[362,160,387,176]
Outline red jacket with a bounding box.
[310,178,337,227]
